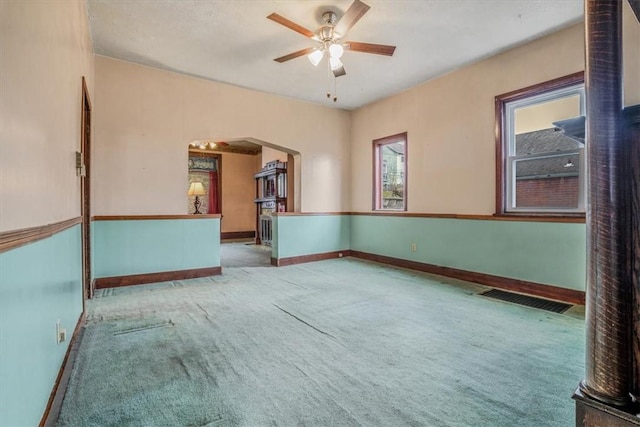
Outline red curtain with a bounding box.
[208,171,219,214]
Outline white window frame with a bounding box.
[502,83,586,214]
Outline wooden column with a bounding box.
[574,1,639,425]
[581,0,629,405]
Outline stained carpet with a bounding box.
[57,258,584,426]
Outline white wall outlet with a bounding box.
[56,320,67,344]
[411,243,417,252]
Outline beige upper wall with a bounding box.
[350,5,639,215]
[6,3,630,226]
[93,56,350,215]
[0,0,94,231]
[350,23,585,215]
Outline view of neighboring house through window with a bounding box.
[498,74,585,214]
[373,132,407,210]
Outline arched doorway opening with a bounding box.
[186,137,301,268]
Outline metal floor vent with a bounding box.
[479,289,572,314]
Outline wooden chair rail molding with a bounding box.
[274,211,585,223]
[91,214,221,221]
[0,217,82,254]
[353,212,585,223]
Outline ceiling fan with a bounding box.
[268,0,396,82]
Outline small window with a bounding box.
[496,73,586,214]
[373,132,407,211]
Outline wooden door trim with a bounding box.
[81,77,92,300]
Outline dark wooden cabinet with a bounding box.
[255,161,287,245]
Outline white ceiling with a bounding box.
[87,0,584,111]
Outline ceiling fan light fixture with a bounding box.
[329,56,343,71]
[269,0,396,103]
[329,43,344,59]
[308,48,324,66]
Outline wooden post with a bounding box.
[581,0,629,404]
[573,1,639,425]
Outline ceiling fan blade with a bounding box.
[274,47,316,63]
[267,13,315,38]
[334,0,370,36]
[345,41,396,56]
[333,66,346,78]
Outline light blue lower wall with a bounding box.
[93,218,220,278]
[351,215,586,291]
[0,225,83,426]
[272,215,350,259]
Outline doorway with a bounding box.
[186,138,301,268]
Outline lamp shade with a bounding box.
[308,48,324,66]
[329,56,343,71]
[187,182,206,196]
[329,43,344,59]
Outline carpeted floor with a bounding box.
[56,258,585,426]
[220,241,272,268]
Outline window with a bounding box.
[373,132,407,211]
[496,73,585,214]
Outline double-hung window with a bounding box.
[373,132,407,211]
[496,73,586,214]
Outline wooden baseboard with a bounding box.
[221,231,255,240]
[349,250,585,305]
[271,250,351,267]
[94,267,222,289]
[40,311,86,427]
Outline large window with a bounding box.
[496,73,585,214]
[373,132,407,211]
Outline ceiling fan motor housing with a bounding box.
[320,11,340,42]
[322,11,337,25]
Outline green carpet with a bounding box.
[57,258,584,426]
[220,242,272,268]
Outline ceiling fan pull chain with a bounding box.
[333,76,337,103]
[326,58,332,99]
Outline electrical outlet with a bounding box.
[411,243,417,252]
[56,320,67,344]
